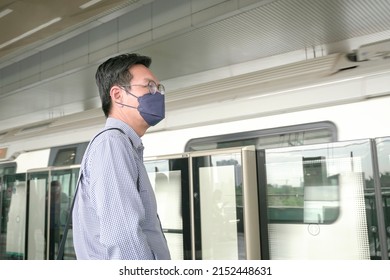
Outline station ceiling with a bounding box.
[1,0,390,132]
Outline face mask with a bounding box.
[137,92,165,126]
[116,91,165,126]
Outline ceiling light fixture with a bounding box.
[0,17,62,49]
[80,0,104,9]
[0,8,13,19]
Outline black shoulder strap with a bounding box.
[57,127,139,260]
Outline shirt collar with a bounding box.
[105,117,143,150]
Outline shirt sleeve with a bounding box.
[88,132,154,259]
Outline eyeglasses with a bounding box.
[121,80,165,95]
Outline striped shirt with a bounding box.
[72,118,171,260]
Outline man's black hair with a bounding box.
[95,53,152,117]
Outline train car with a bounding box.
[0,52,390,260]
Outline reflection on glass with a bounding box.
[149,170,183,260]
[265,140,371,259]
[199,165,239,259]
[0,175,26,260]
[49,180,69,259]
[50,168,78,260]
[145,158,189,260]
[25,168,78,260]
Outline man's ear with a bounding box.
[110,85,123,104]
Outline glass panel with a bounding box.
[0,174,26,260]
[375,137,390,259]
[264,140,372,259]
[50,168,79,260]
[27,172,49,260]
[0,163,16,177]
[25,168,79,260]
[192,148,258,260]
[144,157,190,260]
[193,154,240,259]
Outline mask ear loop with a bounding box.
[117,86,134,109]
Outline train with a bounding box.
[0,52,390,260]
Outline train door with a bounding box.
[0,173,26,260]
[374,137,390,259]
[145,146,260,260]
[261,138,389,259]
[26,167,78,260]
[191,146,260,260]
[49,168,79,260]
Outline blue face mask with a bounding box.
[137,92,165,126]
[116,90,165,126]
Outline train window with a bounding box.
[0,163,16,177]
[374,136,390,259]
[376,136,390,188]
[185,121,337,152]
[263,139,372,225]
[264,139,374,259]
[48,142,88,167]
[53,148,76,166]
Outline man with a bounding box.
[72,53,171,260]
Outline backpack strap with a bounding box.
[56,127,139,259]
